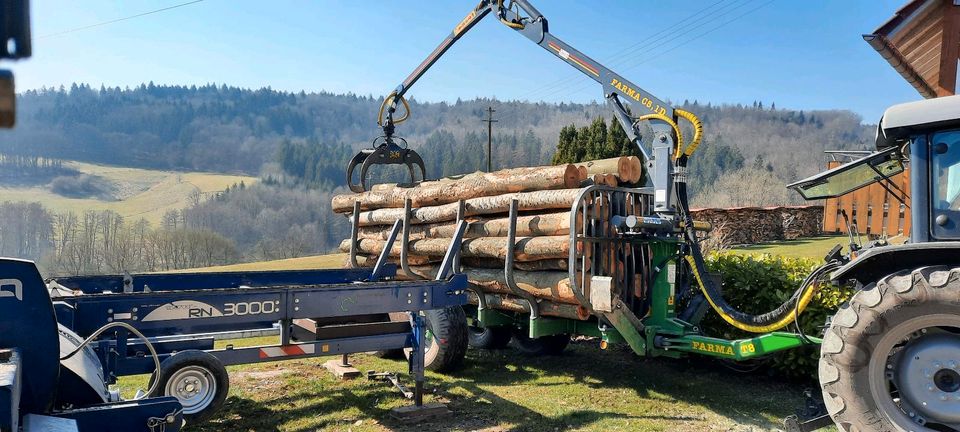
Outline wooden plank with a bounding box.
[822,161,841,233]
[868,183,888,235]
[851,185,871,233]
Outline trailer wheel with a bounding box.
[468,325,512,349]
[150,350,229,425]
[404,307,468,373]
[512,329,569,355]
[819,266,960,432]
[372,312,407,359]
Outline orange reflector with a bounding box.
[600,340,608,350]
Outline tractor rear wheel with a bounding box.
[819,266,960,432]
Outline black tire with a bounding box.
[149,350,229,425]
[819,266,960,432]
[468,325,512,349]
[511,329,569,356]
[404,307,468,373]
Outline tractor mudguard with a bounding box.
[831,241,960,286]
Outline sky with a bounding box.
[7,0,923,122]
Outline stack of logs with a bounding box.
[331,157,644,321]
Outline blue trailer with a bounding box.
[1,221,469,431]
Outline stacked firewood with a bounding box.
[331,157,643,320]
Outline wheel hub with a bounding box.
[895,332,960,423]
[166,366,216,415]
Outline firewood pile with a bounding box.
[331,157,644,320]
[689,205,824,246]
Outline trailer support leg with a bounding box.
[390,313,449,421]
[323,353,361,380]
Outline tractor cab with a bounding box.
[789,94,960,244]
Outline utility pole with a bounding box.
[482,106,497,172]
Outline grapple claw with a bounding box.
[346,137,427,193]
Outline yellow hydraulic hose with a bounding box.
[636,113,684,155]
[684,255,820,333]
[497,0,525,29]
[676,108,703,157]
[377,92,410,127]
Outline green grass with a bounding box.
[119,336,813,432]
[729,235,849,260]
[0,160,255,225]
[169,254,349,273]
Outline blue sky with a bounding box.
[10,0,920,121]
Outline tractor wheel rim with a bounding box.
[166,366,217,415]
[871,314,960,430]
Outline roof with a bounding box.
[864,0,960,98]
[880,94,960,138]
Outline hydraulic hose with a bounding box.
[675,156,833,333]
[60,321,162,400]
[377,92,410,127]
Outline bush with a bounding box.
[699,252,854,378]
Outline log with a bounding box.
[339,235,573,261]
[356,211,573,240]
[353,189,582,226]
[626,156,643,183]
[407,265,579,304]
[467,292,587,321]
[461,257,571,272]
[573,157,641,184]
[332,164,582,213]
[355,255,570,272]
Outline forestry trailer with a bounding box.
[346,1,960,431]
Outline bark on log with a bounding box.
[332,164,582,213]
[467,293,587,321]
[353,189,582,226]
[354,255,570,271]
[573,157,642,184]
[401,265,578,304]
[356,211,573,240]
[339,235,573,261]
[461,257,570,272]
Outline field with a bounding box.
[0,160,255,224]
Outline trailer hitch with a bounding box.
[346,135,426,193]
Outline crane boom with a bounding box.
[353,0,701,215]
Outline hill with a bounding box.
[3,84,874,195]
[0,159,255,225]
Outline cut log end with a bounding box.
[563,164,583,188]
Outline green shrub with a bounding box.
[699,252,854,378]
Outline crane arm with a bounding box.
[371,1,702,212]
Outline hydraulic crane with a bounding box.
[345,0,702,210]
[347,2,960,431]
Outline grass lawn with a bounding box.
[146,241,844,432]
[168,254,349,273]
[120,337,813,432]
[729,235,848,260]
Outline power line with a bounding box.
[36,0,206,40]
[540,0,774,102]
[518,0,740,101]
[482,106,498,172]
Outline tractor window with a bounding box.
[930,130,960,239]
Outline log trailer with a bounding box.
[346,1,960,431]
